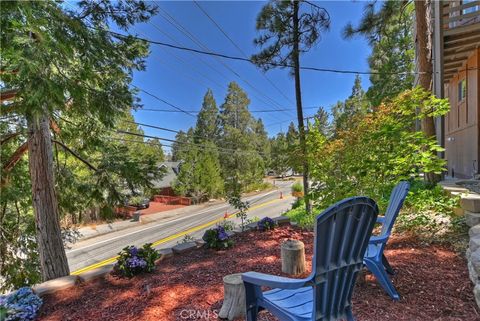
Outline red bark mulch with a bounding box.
[37,226,479,321]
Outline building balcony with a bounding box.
[442,1,480,82]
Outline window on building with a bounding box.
[458,79,466,102]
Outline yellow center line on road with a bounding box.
[71,195,290,275]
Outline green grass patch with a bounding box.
[243,181,274,193]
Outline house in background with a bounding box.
[426,1,480,178]
[151,161,181,195]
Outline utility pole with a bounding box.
[293,0,311,214]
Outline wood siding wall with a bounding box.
[445,48,479,178]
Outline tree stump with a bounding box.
[281,239,306,275]
[219,273,246,320]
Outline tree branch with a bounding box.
[2,142,28,172]
[1,132,20,145]
[52,139,98,171]
[50,118,61,134]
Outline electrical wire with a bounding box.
[193,0,295,105]
[132,85,197,118]
[138,106,320,114]
[155,7,296,119]
[131,23,228,92]
[108,29,456,76]
[116,129,270,157]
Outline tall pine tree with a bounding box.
[270,133,290,177]
[252,0,330,214]
[194,89,219,143]
[173,89,224,201]
[332,75,368,134]
[1,0,157,280]
[219,82,265,193]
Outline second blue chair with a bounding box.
[363,181,410,300]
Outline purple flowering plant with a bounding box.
[114,243,159,277]
[258,217,276,231]
[0,287,42,321]
[202,226,233,250]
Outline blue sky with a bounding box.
[130,1,371,145]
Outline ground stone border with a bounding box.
[172,241,197,254]
[33,275,79,297]
[31,215,292,298]
[451,186,480,310]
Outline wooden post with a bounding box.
[281,239,306,275]
[219,273,246,320]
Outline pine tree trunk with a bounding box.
[27,113,70,281]
[293,0,311,214]
[414,0,439,183]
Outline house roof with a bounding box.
[151,161,180,189]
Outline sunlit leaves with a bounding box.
[308,87,449,212]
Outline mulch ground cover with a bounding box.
[38,226,478,321]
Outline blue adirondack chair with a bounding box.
[242,196,379,321]
[363,181,410,301]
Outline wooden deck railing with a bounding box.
[443,1,480,33]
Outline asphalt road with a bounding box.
[66,180,295,273]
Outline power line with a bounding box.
[193,0,295,105]
[108,30,440,76]
[135,20,228,92]
[116,129,269,157]
[154,10,233,85]
[124,118,276,147]
[105,136,167,147]
[154,7,296,119]
[150,9,282,125]
[125,120,180,135]
[63,2,199,119]
[137,106,320,114]
[132,85,197,118]
[73,1,464,80]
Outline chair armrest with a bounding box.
[369,234,389,244]
[242,272,311,290]
[376,216,385,224]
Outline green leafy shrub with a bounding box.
[285,179,464,238]
[178,234,195,244]
[285,205,316,228]
[228,196,250,231]
[284,88,465,238]
[202,226,233,250]
[307,87,449,213]
[244,181,273,193]
[404,180,459,213]
[114,243,159,277]
[291,197,304,209]
[219,219,236,231]
[245,216,260,225]
[396,180,462,236]
[291,182,303,193]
